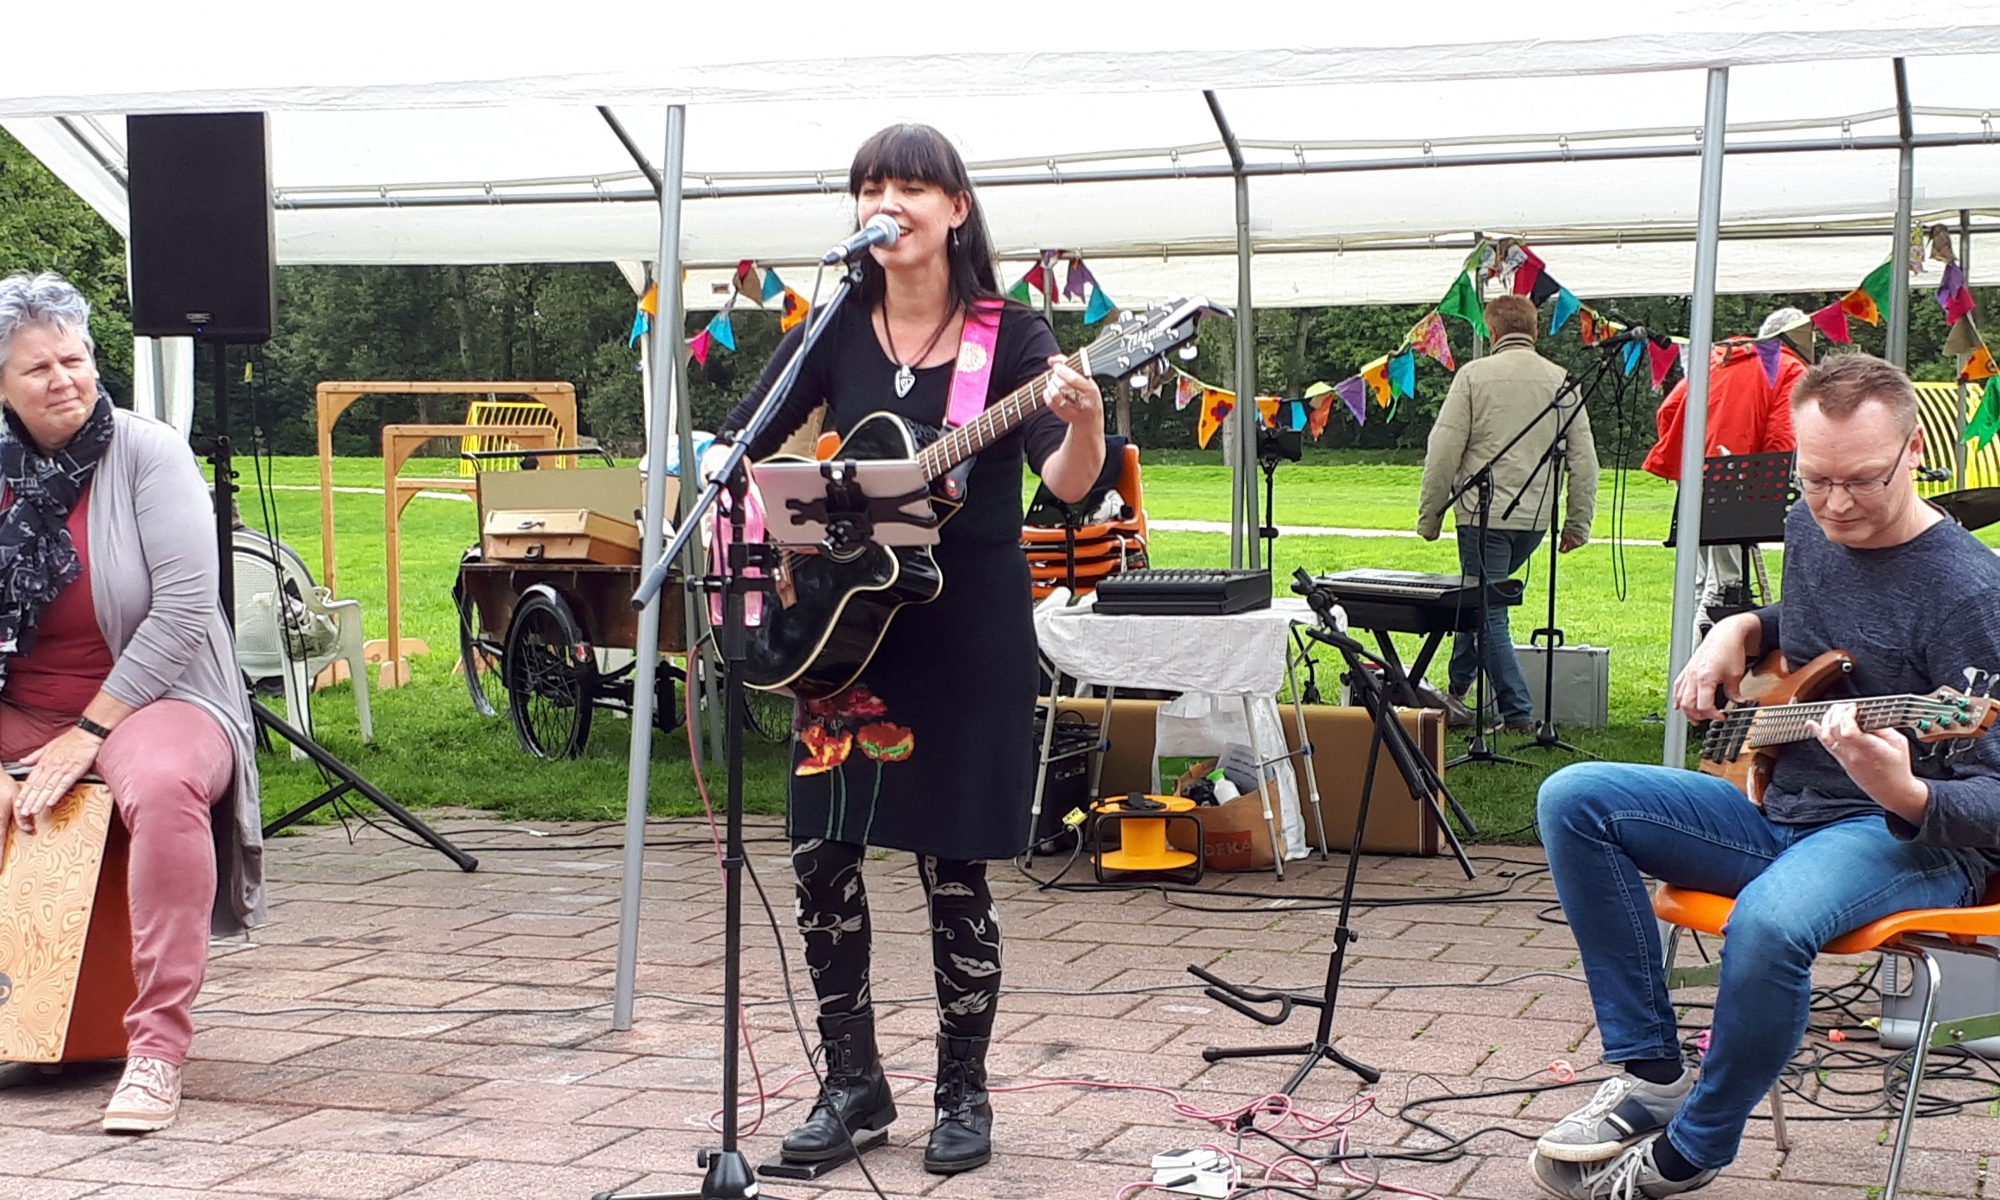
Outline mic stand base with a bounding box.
[1445,734,1535,770]
[591,1146,760,1200]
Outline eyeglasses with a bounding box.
[1793,472,1899,498]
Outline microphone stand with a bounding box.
[610,260,865,1200]
[1502,354,1614,756]
[1440,465,1531,770]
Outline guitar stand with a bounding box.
[1191,577,1474,1123]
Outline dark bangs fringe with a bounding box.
[847,124,967,193]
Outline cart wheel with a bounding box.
[504,588,598,759]
[456,584,506,718]
[739,687,795,743]
[654,662,687,734]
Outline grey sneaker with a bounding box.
[1530,1136,1718,1199]
[1535,1069,1693,1162]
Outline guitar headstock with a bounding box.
[1083,297,1230,390]
[1916,685,2000,744]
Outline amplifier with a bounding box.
[1513,644,1610,729]
[1879,942,2000,1059]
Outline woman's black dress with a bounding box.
[725,301,1066,861]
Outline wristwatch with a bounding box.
[75,715,113,739]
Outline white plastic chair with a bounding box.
[232,530,373,758]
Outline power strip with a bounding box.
[1150,1148,1232,1198]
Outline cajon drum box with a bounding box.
[0,784,136,1063]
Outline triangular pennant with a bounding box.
[1084,285,1117,325]
[1649,340,1680,391]
[1578,308,1603,346]
[1197,388,1236,449]
[1023,263,1049,296]
[1510,248,1545,297]
[1174,374,1199,411]
[1810,304,1853,345]
[1307,392,1333,439]
[687,329,714,367]
[1550,288,1581,334]
[1621,340,1644,377]
[1409,310,1454,369]
[1859,260,1896,317]
[1361,357,1393,409]
[1946,315,1983,357]
[1063,257,1098,303]
[1286,398,1308,432]
[1960,344,1998,384]
[733,259,763,306]
[1257,396,1281,429]
[762,268,786,303]
[1940,263,1976,324]
[638,282,659,317]
[1973,378,2000,450]
[1007,275,1033,303]
[1437,273,1488,338]
[627,308,650,348]
[1528,270,1561,307]
[780,288,810,333]
[1838,288,1881,326]
[1334,376,1368,426]
[707,310,736,352]
[1755,338,1783,386]
[1387,350,1416,400]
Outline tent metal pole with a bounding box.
[613,103,687,1032]
[1205,90,1257,568]
[597,106,665,198]
[1887,60,1915,368]
[1958,210,1973,487]
[1664,68,1729,770]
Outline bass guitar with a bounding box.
[1699,649,1998,804]
[738,297,1220,699]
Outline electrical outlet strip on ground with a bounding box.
[1149,1149,1232,1198]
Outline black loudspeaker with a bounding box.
[127,113,275,343]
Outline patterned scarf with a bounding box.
[0,388,116,692]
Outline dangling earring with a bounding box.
[950,227,961,251]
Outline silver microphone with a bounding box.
[821,214,902,265]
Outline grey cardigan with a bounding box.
[88,410,264,935]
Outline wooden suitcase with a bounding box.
[0,783,136,1063]
[482,507,641,566]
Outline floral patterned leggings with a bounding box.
[791,837,1002,1040]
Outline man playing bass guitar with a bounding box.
[1530,353,2000,1198]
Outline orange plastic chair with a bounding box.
[1654,879,2000,1200]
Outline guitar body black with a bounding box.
[740,411,958,699]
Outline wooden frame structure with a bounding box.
[314,383,578,686]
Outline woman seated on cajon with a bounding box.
[0,271,263,1133]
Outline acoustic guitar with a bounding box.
[1698,649,1998,804]
[738,297,1221,699]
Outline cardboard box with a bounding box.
[1166,758,1288,871]
[482,507,640,565]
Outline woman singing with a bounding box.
[0,272,263,1133]
[720,124,1105,1174]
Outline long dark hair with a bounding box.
[847,124,1002,312]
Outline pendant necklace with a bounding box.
[883,298,960,399]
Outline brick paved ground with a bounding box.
[3,814,1992,1199]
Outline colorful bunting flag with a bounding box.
[1197,388,1236,449]
[1621,340,1644,377]
[1257,396,1281,429]
[1579,308,1605,346]
[1960,345,1998,384]
[1810,304,1853,345]
[1174,374,1199,411]
[1286,400,1308,432]
[1550,288,1581,335]
[1302,381,1335,439]
[1859,260,1896,318]
[762,268,786,304]
[1648,340,1680,391]
[687,328,714,367]
[1084,285,1117,325]
[1063,257,1098,303]
[1334,376,1368,427]
[1939,263,1976,324]
[1387,350,1416,400]
[1946,315,1983,357]
[706,309,736,352]
[1838,288,1881,326]
[1755,338,1783,386]
[1510,247,1546,298]
[733,260,763,306]
[1438,273,1488,338]
[780,288,809,333]
[1023,263,1049,297]
[627,308,650,348]
[1409,311,1454,369]
[1971,378,2000,450]
[1361,357,1393,409]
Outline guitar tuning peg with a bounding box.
[1178,343,1200,360]
[1128,371,1148,391]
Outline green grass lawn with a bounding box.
[240,452,1995,847]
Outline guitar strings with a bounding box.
[919,345,1093,476]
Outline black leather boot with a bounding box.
[923,1034,993,1175]
[780,1012,896,1163]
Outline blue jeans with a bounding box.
[1448,527,1544,723]
[1538,762,1984,1169]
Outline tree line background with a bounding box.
[4,129,1987,467]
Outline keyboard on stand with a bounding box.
[1304,568,1525,707]
[1093,568,1272,616]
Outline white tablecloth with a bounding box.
[1034,596,1312,858]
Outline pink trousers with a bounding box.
[2,698,232,1064]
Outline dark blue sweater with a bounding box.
[1756,503,2000,871]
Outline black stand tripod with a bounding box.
[610,262,875,1200]
[1501,356,1612,757]
[203,342,475,871]
[1441,470,1532,769]
[1190,570,1475,1116]
[1257,426,1303,568]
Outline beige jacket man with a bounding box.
[1417,330,1599,542]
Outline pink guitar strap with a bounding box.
[944,299,1004,428]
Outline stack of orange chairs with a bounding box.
[1022,440,1148,601]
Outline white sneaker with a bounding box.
[1531,1136,1719,1199]
[1535,1068,1693,1163]
[103,1056,182,1134]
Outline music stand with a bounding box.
[1664,451,1797,620]
[1189,569,1475,1113]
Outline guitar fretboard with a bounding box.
[1714,694,1972,749]
[915,346,1094,481]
